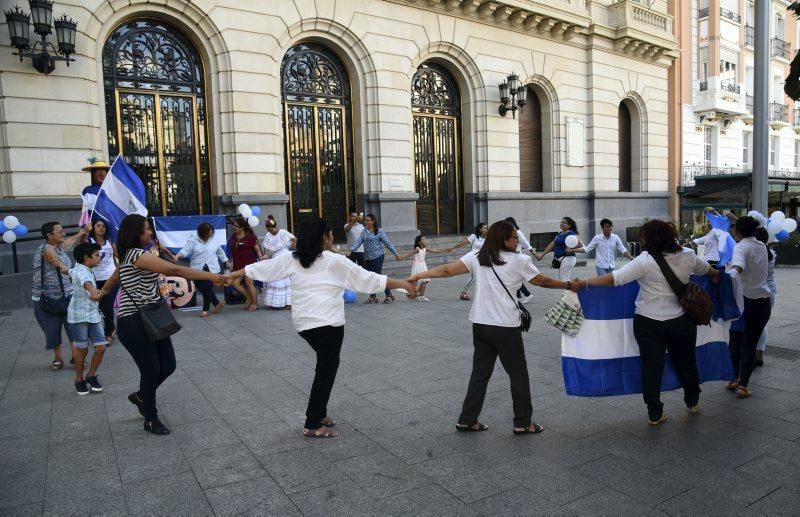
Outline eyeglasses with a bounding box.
[509,235,519,240]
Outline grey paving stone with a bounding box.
[185,443,267,489]
[363,388,431,413]
[46,438,117,477]
[370,428,458,465]
[43,466,126,515]
[655,487,761,516]
[0,502,44,516]
[289,480,379,516]
[336,450,432,499]
[748,484,800,515]
[258,446,343,494]
[0,433,49,469]
[438,467,516,504]
[171,418,242,453]
[124,471,212,515]
[556,488,667,516]
[227,416,310,456]
[0,405,51,441]
[467,485,560,515]
[0,463,45,510]
[203,475,301,516]
[374,484,468,516]
[494,455,603,506]
[115,439,190,484]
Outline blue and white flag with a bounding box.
[561,274,738,397]
[152,215,227,254]
[706,212,737,266]
[91,156,147,241]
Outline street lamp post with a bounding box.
[752,0,769,214]
[3,1,77,75]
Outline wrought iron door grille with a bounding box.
[103,19,212,216]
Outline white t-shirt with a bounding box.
[730,237,771,299]
[468,234,485,251]
[90,238,116,281]
[245,251,386,331]
[460,251,540,327]
[693,230,721,262]
[612,248,711,321]
[345,222,365,253]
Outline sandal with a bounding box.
[513,423,544,435]
[383,296,395,304]
[201,311,209,318]
[50,360,63,371]
[736,386,752,399]
[213,301,225,314]
[726,380,739,391]
[321,417,337,427]
[364,297,378,304]
[456,422,489,432]
[303,426,339,438]
[459,292,470,301]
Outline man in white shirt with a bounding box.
[344,213,365,267]
[583,219,633,276]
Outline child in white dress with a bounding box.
[400,235,450,301]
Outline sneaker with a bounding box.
[418,296,430,302]
[687,404,699,413]
[519,294,533,304]
[648,412,668,425]
[85,375,103,392]
[74,380,90,396]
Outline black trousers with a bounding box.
[117,314,176,420]
[633,314,700,419]
[299,325,345,429]
[195,279,220,311]
[349,252,364,267]
[95,279,117,338]
[460,323,532,428]
[364,255,391,297]
[729,296,772,387]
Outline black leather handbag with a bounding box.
[551,257,562,269]
[39,251,71,315]
[121,283,182,341]
[490,265,532,332]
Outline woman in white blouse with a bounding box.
[261,216,296,309]
[577,220,719,425]
[227,218,416,438]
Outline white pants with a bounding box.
[559,256,577,281]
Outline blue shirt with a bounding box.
[68,263,101,324]
[350,229,398,261]
[554,231,577,258]
[178,235,228,273]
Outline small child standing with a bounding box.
[68,242,107,395]
[400,235,450,302]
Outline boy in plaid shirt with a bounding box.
[68,243,108,395]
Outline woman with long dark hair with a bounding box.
[726,216,772,398]
[174,222,227,317]
[228,218,416,437]
[450,222,488,300]
[535,217,585,281]
[577,220,720,424]
[227,215,263,309]
[98,215,226,435]
[349,213,400,303]
[408,220,573,435]
[88,220,118,342]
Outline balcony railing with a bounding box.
[720,80,740,94]
[720,8,740,23]
[699,81,708,91]
[770,102,788,122]
[746,94,753,113]
[699,7,709,18]
[771,38,791,59]
[745,25,754,47]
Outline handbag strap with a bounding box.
[40,245,66,297]
[651,252,685,297]
[490,264,521,308]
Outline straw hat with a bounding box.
[81,158,111,171]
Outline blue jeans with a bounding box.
[596,266,615,276]
[364,255,391,297]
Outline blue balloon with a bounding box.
[776,230,790,242]
[251,206,261,217]
[12,224,28,237]
[343,289,357,303]
[0,222,5,234]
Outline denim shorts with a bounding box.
[70,321,107,349]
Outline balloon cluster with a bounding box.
[0,215,29,244]
[237,204,262,228]
[749,210,797,243]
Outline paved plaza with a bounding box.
[2,264,800,515]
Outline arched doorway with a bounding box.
[519,86,543,192]
[411,63,462,235]
[618,101,632,192]
[281,42,355,238]
[103,19,212,216]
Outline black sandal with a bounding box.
[456,422,488,432]
[513,423,544,435]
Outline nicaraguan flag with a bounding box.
[706,212,737,266]
[152,215,228,254]
[561,274,738,397]
[92,156,147,241]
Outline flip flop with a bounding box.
[320,417,337,428]
[50,360,63,370]
[513,423,544,435]
[303,426,339,438]
[456,422,489,432]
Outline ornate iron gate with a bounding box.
[103,19,211,216]
[412,63,462,235]
[282,43,354,237]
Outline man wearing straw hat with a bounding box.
[80,158,111,225]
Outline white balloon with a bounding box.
[3,215,19,230]
[783,218,798,233]
[238,204,252,218]
[565,235,579,248]
[770,211,786,222]
[2,230,16,244]
[247,216,259,227]
[767,219,782,236]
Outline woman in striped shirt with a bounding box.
[98,215,226,435]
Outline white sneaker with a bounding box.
[519,294,533,304]
[418,296,429,302]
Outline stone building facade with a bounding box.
[0,0,676,245]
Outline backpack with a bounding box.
[651,253,713,326]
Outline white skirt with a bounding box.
[411,260,429,283]
[263,277,291,307]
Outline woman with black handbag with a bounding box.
[32,222,91,370]
[408,220,575,435]
[98,215,226,435]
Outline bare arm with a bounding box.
[426,246,450,254]
[408,259,469,282]
[451,238,470,250]
[43,246,68,274]
[134,253,225,285]
[62,225,91,251]
[530,274,575,291]
[535,240,555,260]
[83,281,102,299]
